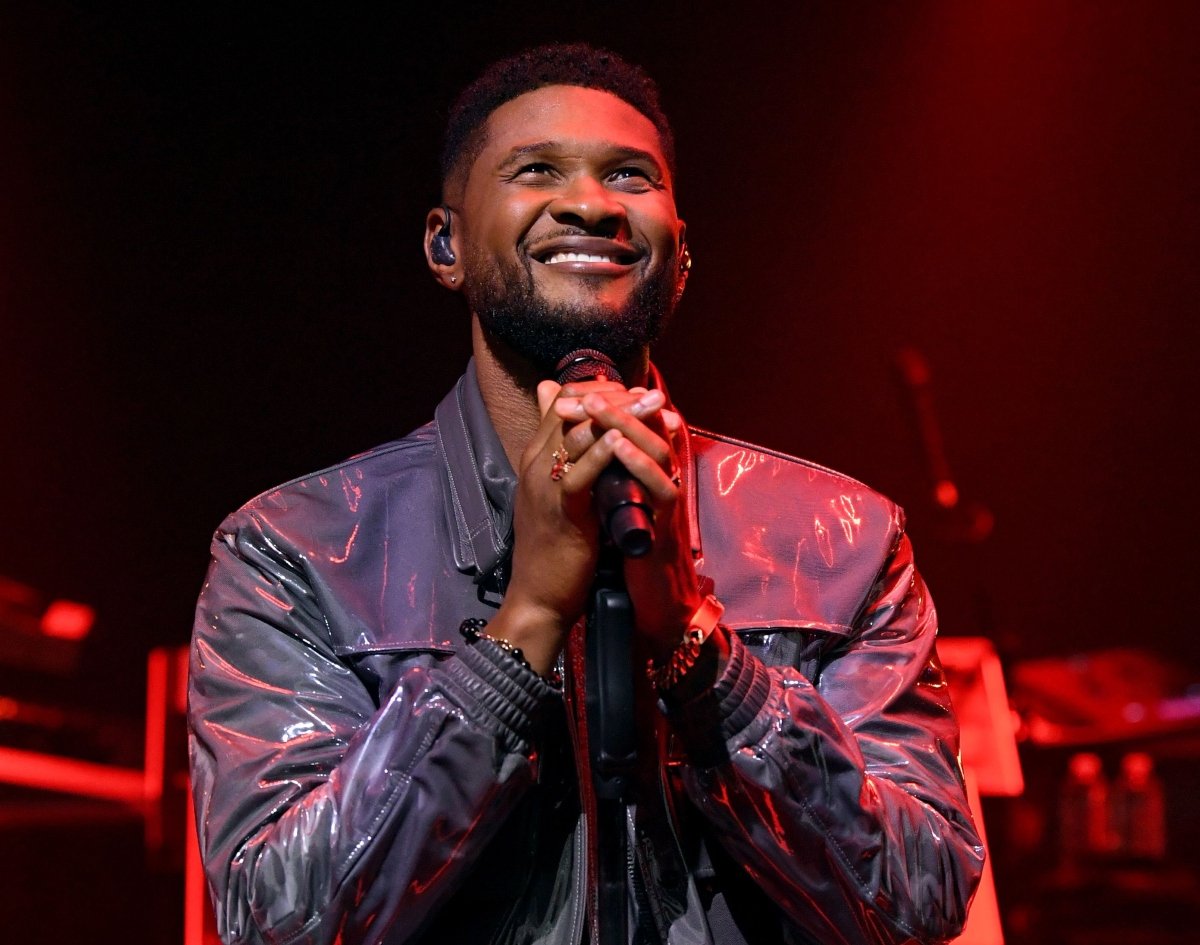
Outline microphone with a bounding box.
[554,349,655,557]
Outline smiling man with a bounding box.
[189,44,984,945]
[442,83,684,393]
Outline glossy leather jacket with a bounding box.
[189,364,984,945]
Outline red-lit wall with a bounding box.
[1,3,1197,942]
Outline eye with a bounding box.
[515,162,555,177]
[608,166,657,191]
[610,166,650,182]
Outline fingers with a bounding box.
[552,430,677,508]
[530,380,684,504]
[523,382,623,500]
[552,386,659,423]
[536,380,561,417]
[557,428,623,496]
[577,392,673,465]
[610,432,679,503]
[540,381,671,442]
[557,379,627,397]
[550,380,680,436]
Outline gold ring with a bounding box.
[550,446,573,481]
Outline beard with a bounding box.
[464,250,680,378]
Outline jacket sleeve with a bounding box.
[188,510,556,945]
[667,524,986,945]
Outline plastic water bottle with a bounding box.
[1109,751,1166,860]
[1059,752,1112,868]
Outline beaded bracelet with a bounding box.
[458,616,562,688]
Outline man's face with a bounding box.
[452,85,686,374]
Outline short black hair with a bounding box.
[440,43,676,195]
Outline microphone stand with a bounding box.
[586,543,638,945]
[552,348,647,943]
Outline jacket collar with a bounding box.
[434,358,701,584]
[435,360,516,582]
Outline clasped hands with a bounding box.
[487,379,703,677]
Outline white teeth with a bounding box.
[545,252,615,265]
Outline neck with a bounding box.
[470,320,543,472]
[469,319,652,471]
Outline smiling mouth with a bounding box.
[543,251,628,265]
[531,240,643,268]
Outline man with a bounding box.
[189,43,984,945]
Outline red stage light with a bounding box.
[39,600,95,640]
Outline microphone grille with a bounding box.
[553,349,623,385]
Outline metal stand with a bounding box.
[586,550,638,945]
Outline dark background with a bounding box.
[2,2,1198,942]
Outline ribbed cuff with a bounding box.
[445,638,558,755]
[713,632,773,743]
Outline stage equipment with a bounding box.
[939,636,1024,945]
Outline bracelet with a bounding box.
[646,594,725,692]
[459,617,562,688]
[647,636,705,691]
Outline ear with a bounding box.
[424,206,462,291]
[675,219,691,299]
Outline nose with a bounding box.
[548,175,626,235]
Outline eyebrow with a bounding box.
[497,141,665,174]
